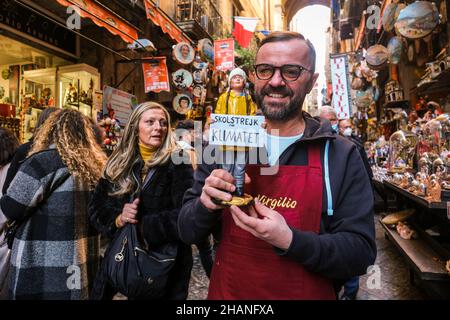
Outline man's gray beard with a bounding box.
[256,94,304,121]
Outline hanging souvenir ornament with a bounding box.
[192,69,203,83]
[200,66,210,84]
[173,42,195,65]
[193,60,208,70]
[192,84,203,98]
[391,2,407,33]
[395,1,440,39]
[351,76,365,91]
[173,94,192,114]
[198,38,214,62]
[366,45,389,70]
[172,69,193,90]
[387,36,403,65]
[382,3,399,32]
[355,89,372,109]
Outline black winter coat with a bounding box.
[89,154,194,300]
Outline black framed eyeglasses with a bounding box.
[253,64,312,82]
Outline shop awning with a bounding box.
[143,0,191,44]
[55,0,138,44]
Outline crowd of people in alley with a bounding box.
[0,31,375,300]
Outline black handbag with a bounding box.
[102,168,177,299]
[103,223,177,299]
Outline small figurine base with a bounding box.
[214,194,254,207]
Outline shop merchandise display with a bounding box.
[371,107,450,204]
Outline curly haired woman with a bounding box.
[89,102,194,300]
[0,109,107,300]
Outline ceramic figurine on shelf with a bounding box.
[400,173,410,189]
[41,88,53,106]
[409,179,420,193]
[417,182,427,197]
[428,179,441,202]
[396,222,417,240]
[65,83,78,105]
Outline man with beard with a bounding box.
[178,31,376,299]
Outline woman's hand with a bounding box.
[117,198,140,227]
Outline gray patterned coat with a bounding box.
[0,148,100,299]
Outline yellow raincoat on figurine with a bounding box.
[215,68,257,116]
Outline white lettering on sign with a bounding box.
[330,54,352,120]
[209,114,265,147]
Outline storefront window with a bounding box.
[0,35,100,142]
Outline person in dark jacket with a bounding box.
[0,109,107,299]
[339,118,373,179]
[89,102,194,300]
[175,120,214,278]
[2,107,58,195]
[178,31,376,299]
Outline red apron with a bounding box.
[208,144,336,300]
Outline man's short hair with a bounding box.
[339,119,352,128]
[258,31,316,73]
[320,106,337,118]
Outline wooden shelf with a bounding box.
[413,69,450,96]
[383,180,447,210]
[383,100,410,109]
[380,220,450,281]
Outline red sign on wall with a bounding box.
[142,57,170,93]
[214,39,235,71]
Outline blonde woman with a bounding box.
[89,102,194,300]
[0,109,107,300]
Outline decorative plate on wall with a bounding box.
[173,42,195,65]
[172,69,193,90]
[198,38,214,62]
[173,94,192,114]
[192,69,202,83]
[192,84,203,98]
[395,1,440,39]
